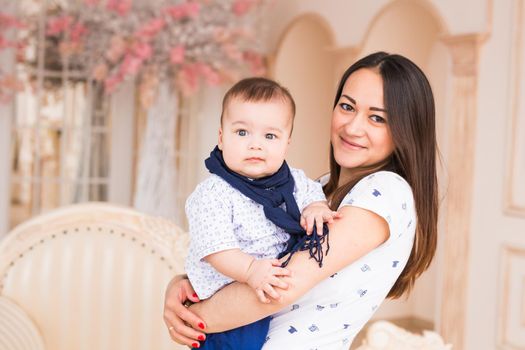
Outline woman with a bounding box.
[163,51,438,349]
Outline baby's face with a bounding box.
[219,98,293,179]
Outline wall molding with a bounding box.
[504,0,525,218]
[498,245,525,348]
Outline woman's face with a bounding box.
[331,68,395,173]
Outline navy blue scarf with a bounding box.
[205,146,329,267]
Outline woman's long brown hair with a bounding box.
[324,52,438,299]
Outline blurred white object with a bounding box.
[0,203,189,350]
[0,295,45,350]
[133,83,180,222]
[355,320,452,350]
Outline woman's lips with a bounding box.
[340,137,366,150]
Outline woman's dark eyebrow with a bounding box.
[341,94,388,113]
[341,94,356,104]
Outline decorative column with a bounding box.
[439,33,488,349]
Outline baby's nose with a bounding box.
[248,139,263,150]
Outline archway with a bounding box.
[271,14,336,178]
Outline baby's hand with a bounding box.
[301,201,342,235]
[245,258,290,303]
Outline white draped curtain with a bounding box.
[133,83,180,222]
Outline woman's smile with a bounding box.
[339,136,366,150]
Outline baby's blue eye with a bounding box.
[237,130,247,136]
[265,134,276,140]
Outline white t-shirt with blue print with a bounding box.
[262,171,416,350]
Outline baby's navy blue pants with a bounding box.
[197,316,271,350]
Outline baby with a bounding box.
[184,77,337,349]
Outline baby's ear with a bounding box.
[218,128,223,150]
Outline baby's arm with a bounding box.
[204,250,290,303]
[301,201,342,235]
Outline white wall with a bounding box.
[192,86,228,181]
[262,0,389,51]
[359,1,440,62]
[466,0,523,348]
[109,81,135,205]
[262,0,490,51]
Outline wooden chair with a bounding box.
[0,203,189,350]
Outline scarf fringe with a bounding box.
[280,226,330,268]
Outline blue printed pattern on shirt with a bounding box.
[261,171,417,350]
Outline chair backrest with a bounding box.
[0,203,189,350]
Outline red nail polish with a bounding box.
[198,335,205,341]
[192,293,198,298]
[192,342,199,348]
[198,322,205,329]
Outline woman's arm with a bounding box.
[190,204,390,332]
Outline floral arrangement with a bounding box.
[0,0,268,104]
[0,11,26,103]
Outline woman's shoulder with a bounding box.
[355,171,412,194]
[347,171,412,198]
[339,171,415,232]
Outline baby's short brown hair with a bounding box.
[221,77,296,128]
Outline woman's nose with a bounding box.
[344,113,366,136]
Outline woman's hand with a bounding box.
[163,275,207,348]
